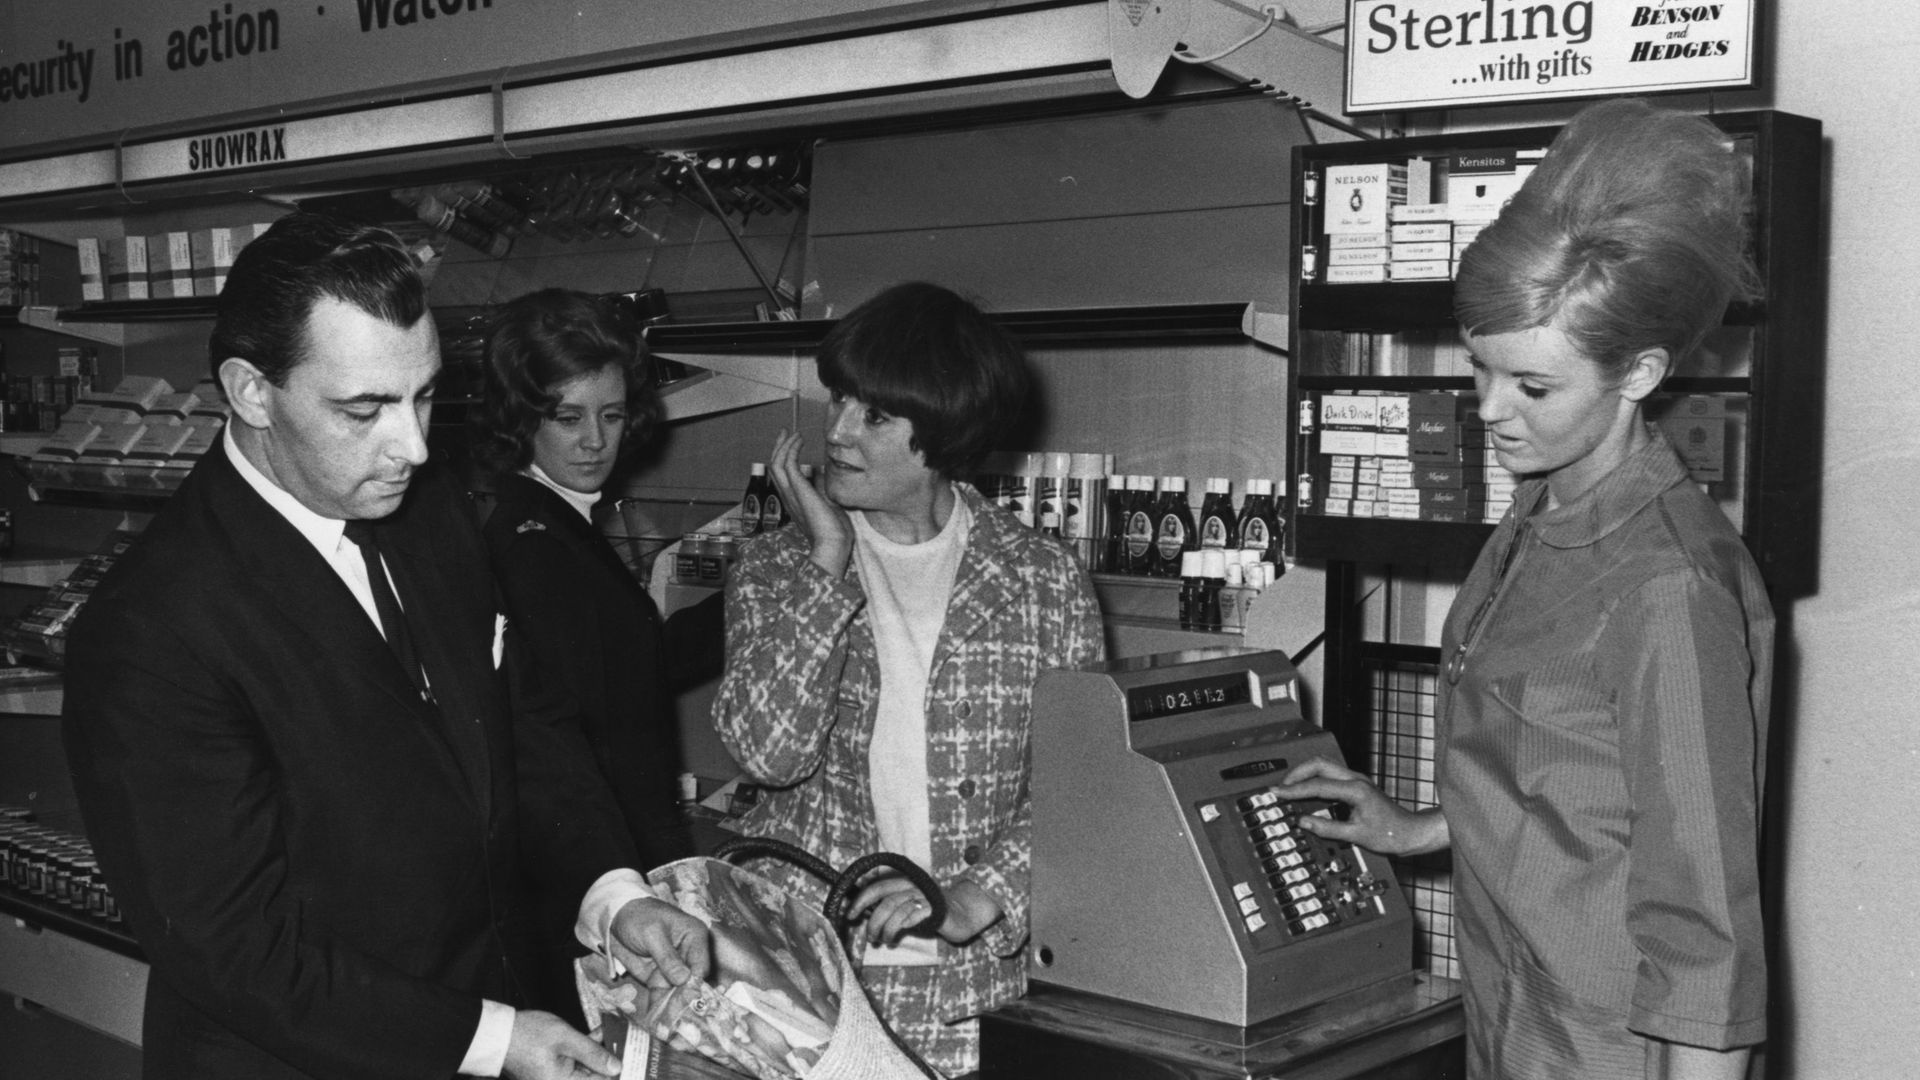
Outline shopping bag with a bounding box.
[576,839,946,1080]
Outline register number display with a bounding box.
[1126,672,1254,721]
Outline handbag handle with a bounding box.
[710,836,948,937]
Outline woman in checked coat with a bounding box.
[713,282,1104,1076]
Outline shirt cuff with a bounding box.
[574,867,657,953]
[460,999,516,1077]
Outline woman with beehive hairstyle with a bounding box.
[1278,99,1774,1080]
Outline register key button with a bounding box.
[1245,913,1267,933]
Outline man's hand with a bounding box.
[608,897,712,992]
[501,1010,620,1080]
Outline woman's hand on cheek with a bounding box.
[769,428,852,578]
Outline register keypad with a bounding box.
[1193,784,1390,948]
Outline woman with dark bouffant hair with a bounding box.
[1279,100,1774,1079]
[473,287,724,1022]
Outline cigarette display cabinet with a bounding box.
[1286,110,1823,597]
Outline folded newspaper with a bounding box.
[577,858,847,1080]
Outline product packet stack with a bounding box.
[76,238,106,301]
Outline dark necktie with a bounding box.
[343,519,434,704]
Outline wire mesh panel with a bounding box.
[1367,658,1459,980]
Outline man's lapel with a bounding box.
[202,448,480,801]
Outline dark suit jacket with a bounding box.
[482,472,727,858]
[62,445,639,1080]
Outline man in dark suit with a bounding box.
[63,213,708,1080]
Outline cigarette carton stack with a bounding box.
[3,530,140,662]
[1321,158,1434,284]
[147,232,196,299]
[106,237,150,301]
[1387,205,1455,282]
[76,237,104,301]
[172,380,230,473]
[1407,391,1517,521]
[1313,390,1518,522]
[0,230,42,307]
[80,221,274,303]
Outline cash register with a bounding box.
[979,647,1461,1078]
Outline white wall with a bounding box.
[1767,4,1920,1076]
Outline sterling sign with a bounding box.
[1344,0,1759,113]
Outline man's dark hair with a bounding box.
[208,212,428,387]
[815,281,1032,479]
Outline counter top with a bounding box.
[981,971,1463,1080]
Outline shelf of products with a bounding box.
[1285,110,1824,596]
[644,301,1281,353]
[0,812,142,962]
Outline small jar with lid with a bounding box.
[703,534,738,585]
[20,841,50,896]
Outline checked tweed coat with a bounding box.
[713,484,1103,1035]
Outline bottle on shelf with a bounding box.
[740,462,770,536]
[761,472,789,533]
[1152,476,1196,578]
[1198,548,1228,631]
[1009,453,1040,529]
[1238,479,1275,552]
[1123,475,1158,575]
[1061,452,1108,568]
[1035,451,1070,538]
[1178,550,1203,630]
[1198,477,1237,550]
[1101,471,1130,572]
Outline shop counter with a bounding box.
[980,971,1463,1080]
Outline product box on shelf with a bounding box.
[79,421,145,457]
[1324,163,1409,234]
[1319,393,1381,457]
[76,237,105,301]
[147,391,201,424]
[1389,241,1451,263]
[1390,222,1452,244]
[81,375,173,423]
[171,421,222,467]
[1328,231,1390,250]
[1444,148,1543,221]
[1328,246,1390,267]
[29,420,100,462]
[1324,265,1389,284]
[1657,395,1728,483]
[149,232,195,299]
[106,237,150,301]
[126,422,192,464]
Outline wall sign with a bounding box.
[1345,0,1760,114]
[0,0,975,156]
